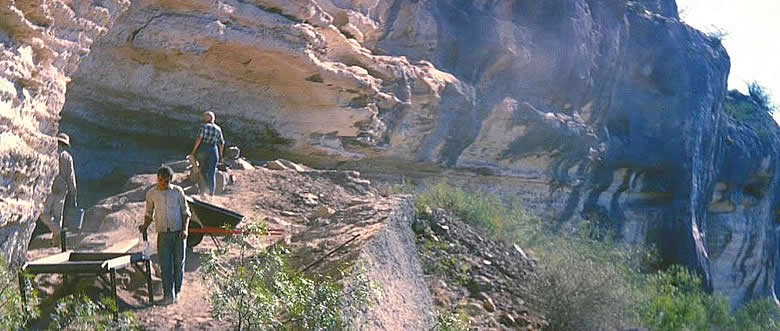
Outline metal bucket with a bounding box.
[64,207,84,231]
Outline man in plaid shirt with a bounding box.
[189,111,225,195]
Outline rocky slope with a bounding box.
[415,206,546,330]
[0,0,130,265]
[4,0,779,308]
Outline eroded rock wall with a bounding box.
[6,0,777,307]
[0,0,129,265]
[63,0,472,162]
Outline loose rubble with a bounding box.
[414,207,547,330]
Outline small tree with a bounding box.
[640,265,732,331]
[47,294,140,331]
[527,241,636,331]
[200,222,376,330]
[748,81,775,112]
[0,257,38,330]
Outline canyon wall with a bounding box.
[4,0,778,306]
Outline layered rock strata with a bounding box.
[4,0,778,307]
[0,0,129,265]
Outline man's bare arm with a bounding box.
[139,215,153,232]
[140,193,154,232]
[65,153,77,205]
[180,191,191,239]
[190,136,202,156]
[181,215,190,239]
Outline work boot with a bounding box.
[158,296,175,306]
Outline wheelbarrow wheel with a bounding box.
[187,222,204,248]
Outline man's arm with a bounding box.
[64,153,77,205]
[140,215,153,232]
[189,136,202,156]
[181,214,190,240]
[217,127,225,160]
[179,189,192,239]
[139,191,154,232]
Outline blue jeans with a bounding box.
[157,231,185,299]
[197,144,218,195]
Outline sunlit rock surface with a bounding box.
[0,0,129,265]
[3,0,778,307]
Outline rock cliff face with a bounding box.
[0,0,129,265]
[4,0,779,307]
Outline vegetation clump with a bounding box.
[199,222,377,331]
[724,82,776,123]
[412,182,780,331]
[47,294,140,331]
[432,311,468,331]
[1,257,139,330]
[0,257,38,330]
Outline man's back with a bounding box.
[199,122,224,145]
[145,184,190,233]
[52,150,76,194]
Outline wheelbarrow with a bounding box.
[185,196,283,247]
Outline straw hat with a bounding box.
[56,133,71,146]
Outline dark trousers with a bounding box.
[157,231,185,299]
[197,144,218,194]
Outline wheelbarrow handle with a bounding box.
[188,226,284,235]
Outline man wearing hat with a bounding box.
[39,133,78,247]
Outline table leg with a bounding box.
[145,258,154,305]
[60,230,67,252]
[110,269,118,320]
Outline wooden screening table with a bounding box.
[19,248,153,319]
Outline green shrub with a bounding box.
[414,183,647,330]
[413,182,542,243]
[640,265,731,331]
[527,237,640,331]
[724,100,758,122]
[724,82,776,122]
[733,298,780,331]
[0,257,39,330]
[200,222,376,330]
[412,183,780,331]
[432,310,468,331]
[47,294,140,331]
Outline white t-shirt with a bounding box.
[144,184,191,232]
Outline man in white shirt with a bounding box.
[138,166,191,305]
